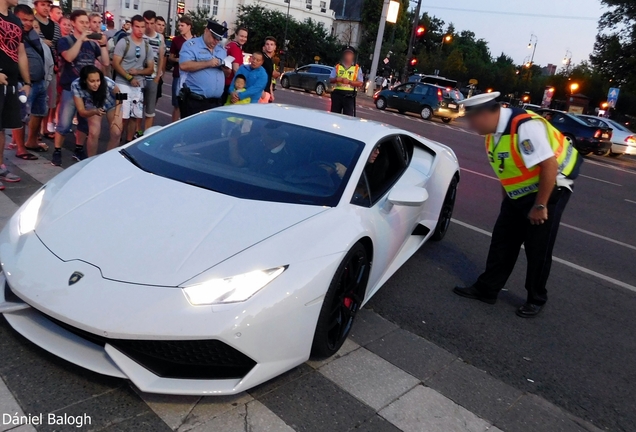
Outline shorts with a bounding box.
[0,85,23,131]
[28,81,49,117]
[143,79,158,117]
[172,78,180,108]
[47,75,58,109]
[117,83,144,120]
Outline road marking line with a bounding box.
[584,158,636,175]
[156,109,171,117]
[579,174,622,186]
[626,199,636,204]
[560,223,636,251]
[461,168,498,180]
[451,219,636,293]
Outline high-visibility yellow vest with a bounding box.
[485,109,579,199]
[334,63,360,91]
[272,64,277,84]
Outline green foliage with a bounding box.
[185,6,214,37]
[61,0,72,16]
[235,5,342,67]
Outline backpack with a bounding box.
[112,36,150,80]
[107,29,128,56]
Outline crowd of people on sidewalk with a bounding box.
[0,0,281,190]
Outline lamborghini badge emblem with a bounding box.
[68,271,84,286]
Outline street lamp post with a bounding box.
[562,50,572,74]
[527,34,538,66]
[438,34,452,52]
[365,0,392,96]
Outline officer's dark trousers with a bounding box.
[330,90,355,116]
[474,187,572,305]
[180,97,222,119]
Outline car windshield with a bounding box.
[122,112,365,207]
[444,89,464,101]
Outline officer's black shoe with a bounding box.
[453,286,497,304]
[515,303,544,318]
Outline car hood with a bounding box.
[35,151,327,287]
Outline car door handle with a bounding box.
[392,95,398,97]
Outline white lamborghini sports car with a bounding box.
[0,104,459,395]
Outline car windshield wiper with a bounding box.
[120,148,146,171]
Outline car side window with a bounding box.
[403,84,415,94]
[351,136,411,207]
[395,85,406,93]
[298,67,310,73]
[553,114,566,123]
[412,85,426,96]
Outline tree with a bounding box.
[186,6,214,37]
[61,0,72,16]
[443,48,467,78]
[235,5,342,68]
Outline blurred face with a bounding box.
[178,21,191,36]
[34,1,50,18]
[86,72,101,92]
[131,20,145,38]
[144,18,155,33]
[155,20,165,34]
[368,147,380,164]
[73,15,90,34]
[250,53,264,69]
[236,29,248,45]
[89,16,101,32]
[466,109,500,135]
[234,78,245,90]
[60,17,72,35]
[263,39,276,54]
[50,7,62,22]
[343,51,354,65]
[16,12,34,32]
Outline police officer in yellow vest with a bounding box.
[329,46,363,116]
[454,92,581,318]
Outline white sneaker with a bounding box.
[47,122,56,133]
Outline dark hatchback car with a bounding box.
[280,65,334,95]
[534,109,612,156]
[374,82,464,123]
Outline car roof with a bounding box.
[215,104,401,143]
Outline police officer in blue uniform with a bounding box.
[178,20,230,117]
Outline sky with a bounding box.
[419,0,604,68]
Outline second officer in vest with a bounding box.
[454,92,581,318]
[329,46,363,116]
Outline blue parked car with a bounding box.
[374,82,465,123]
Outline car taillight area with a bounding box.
[625,135,636,144]
[594,129,612,140]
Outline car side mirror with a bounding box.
[388,186,429,206]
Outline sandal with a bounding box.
[42,132,55,139]
[16,152,38,160]
[25,143,49,152]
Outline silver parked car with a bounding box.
[280,65,334,96]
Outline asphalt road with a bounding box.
[193,87,636,431]
[40,80,636,431]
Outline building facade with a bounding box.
[329,0,362,47]
[74,0,170,29]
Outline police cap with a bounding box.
[463,91,501,115]
[342,45,356,55]
[207,20,228,39]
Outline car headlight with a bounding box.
[182,266,287,306]
[18,188,45,235]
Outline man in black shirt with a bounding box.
[0,0,31,190]
[229,123,298,177]
[261,36,279,102]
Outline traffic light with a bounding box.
[104,11,113,21]
[416,26,425,37]
[176,1,185,14]
[410,58,418,66]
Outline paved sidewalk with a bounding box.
[0,141,607,432]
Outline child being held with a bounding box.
[225,74,250,105]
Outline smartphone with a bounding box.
[115,93,128,101]
[87,33,102,40]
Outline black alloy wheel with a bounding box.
[281,76,290,88]
[316,83,326,95]
[431,176,458,241]
[311,243,370,358]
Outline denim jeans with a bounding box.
[55,89,77,135]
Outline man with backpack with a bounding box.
[141,10,165,134]
[52,9,109,166]
[111,14,153,142]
